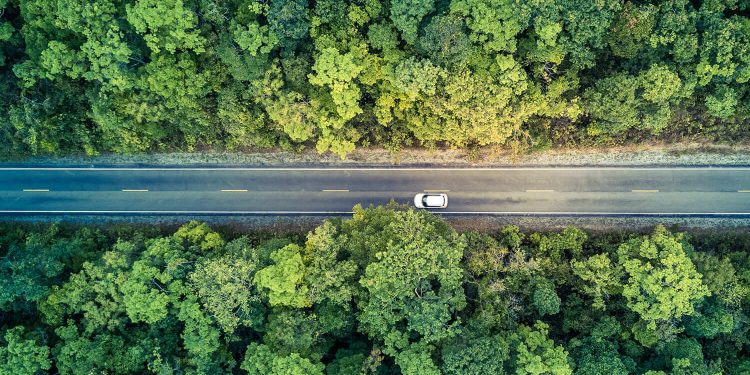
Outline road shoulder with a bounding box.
[2,142,750,168]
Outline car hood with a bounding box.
[414,194,424,206]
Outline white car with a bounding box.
[414,193,448,208]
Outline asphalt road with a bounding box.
[1,167,750,216]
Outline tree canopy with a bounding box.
[1,0,749,159]
[1,208,749,374]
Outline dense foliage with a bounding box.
[1,0,749,158]
[1,206,749,374]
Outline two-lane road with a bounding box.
[1,167,749,215]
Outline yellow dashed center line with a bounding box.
[221,189,249,192]
[526,189,554,193]
[738,190,750,193]
[632,189,659,193]
[322,189,350,192]
[22,189,49,192]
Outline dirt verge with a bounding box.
[3,214,748,232]
[3,141,750,167]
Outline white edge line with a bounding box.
[1,210,750,216]
[2,167,750,171]
[0,210,352,214]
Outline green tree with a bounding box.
[303,221,358,333]
[51,323,157,375]
[440,331,510,375]
[649,0,698,64]
[417,15,473,67]
[570,338,629,375]
[0,0,16,68]
[0,226,105,311]
[395,344,441,375]
[705,85,739,119]
[38,222,236,374]
[40,244,159,374]
[0,327,51,375]
[617,226,710,331]
[120,258,172,324]
[268,0,310,50]
[568,316,630,375]
[391,57,444,101]
[691,252,748,307]
[530,226,587,281]
[308,47,364,122]
[606,2,657,58]
[651,338,723,375]
[231,10,279,57]
[556,0,621,69]
[352,207,466,353]
[262,308,331,358]
[510,321,572,375]
[532,279,561,316]
[684,299,734,339]
[257,45,367,158]
[389,0,433,44]
[1,214,750,375]
[584,73,641,135]
[326,346,369,375]
[190,238,263,334]
[241,343,324,375]
[254,244,312,308]
[90,51,216,152]
[216,83,278,149]
[571,254,622,310]
[396,62,530,148]
[585,65,682,136]
[449,0,527,53]
[126,0,205,54]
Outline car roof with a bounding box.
[425,195,445,206]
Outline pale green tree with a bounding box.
[254,244,312,308]
[571,254,622,310]
[617,226,710,330]
[126,0,205,54]
[0,327,51,375]
[510,321,572,375]
[241,343,324,375]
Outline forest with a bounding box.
[0,0,749,158]
[0,205,749,374]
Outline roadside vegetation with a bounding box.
[1,205,749,374]
[1,0,749,159]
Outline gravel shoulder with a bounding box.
[3,214,748,232]
[3,142,750,167]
